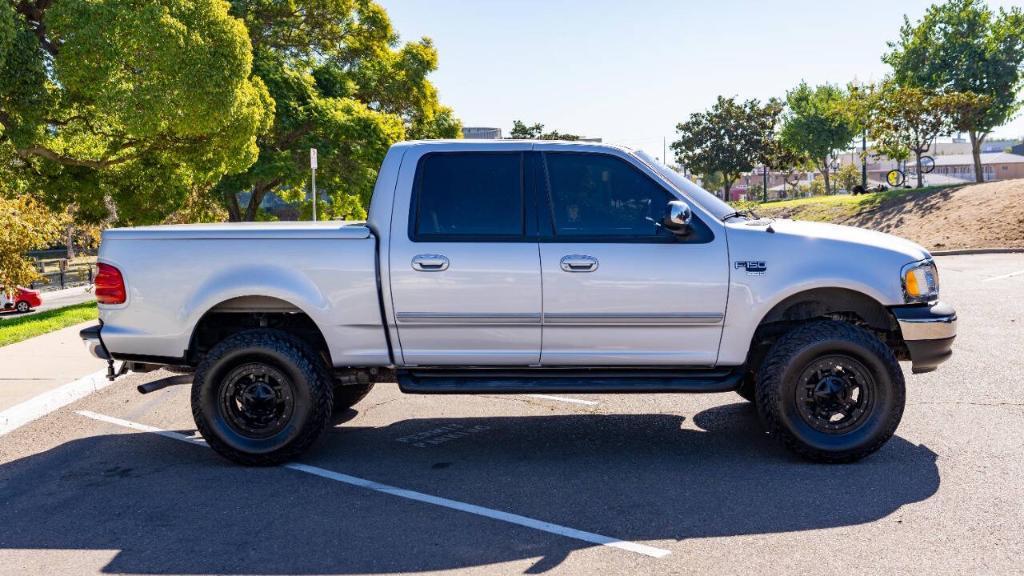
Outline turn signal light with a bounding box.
[95,263,126,305]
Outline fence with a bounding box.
[27,259,98,292]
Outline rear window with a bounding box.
[411,153,524,240]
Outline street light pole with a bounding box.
[763,165,768,203]
[861,131,867,189]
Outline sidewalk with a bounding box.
[0,321,107,412]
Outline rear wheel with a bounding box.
[755,320,905,463]
[191,329,333,466]
[15,301,30,313]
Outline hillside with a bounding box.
[755,179,1024,251]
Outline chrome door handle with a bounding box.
[412,254,449,271]
[560,254,599,272]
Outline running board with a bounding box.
[397,367,744,394]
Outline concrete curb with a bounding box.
[931,248,1024,256]
[0,369,111,436]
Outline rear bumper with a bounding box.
[891,301,956,374]
[80,324,111,360]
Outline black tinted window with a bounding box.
[413,153,523,239]
[543,153,673,238]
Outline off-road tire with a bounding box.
[755,320,905,463]
[191,329,334,466]
[332,383,374,413]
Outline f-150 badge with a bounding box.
[735,261,767,276]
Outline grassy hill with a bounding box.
[751,179,1024,251]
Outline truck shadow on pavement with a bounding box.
[0,402,940,574]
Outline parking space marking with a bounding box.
[76,410,671,559]
[982,269,1024,282]
[0,370,110,437]
[527,394,600,406]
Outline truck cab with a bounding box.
[82,140,956,465]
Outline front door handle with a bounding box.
[412,254,449,272]
[560,254,599,272]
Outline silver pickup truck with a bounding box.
[81,140,956,465]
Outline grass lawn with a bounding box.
[748,184,960,223]
[0,302,98,347]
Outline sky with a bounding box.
[380,0,1024,156]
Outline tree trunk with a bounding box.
[820,159,831,195]
[225,191,242,222]
[244,184,266,221]
[968,131,985,183]
[915,151,924,188]
[722,181,732,202]
[65,226,75,260]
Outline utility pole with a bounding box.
[310,148,318,222]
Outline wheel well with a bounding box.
[747,288,904,374]
[187,296,331,367]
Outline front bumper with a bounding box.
[80,324,111,360]
[891,301,956,374]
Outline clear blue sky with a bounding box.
[381,0,1023,154]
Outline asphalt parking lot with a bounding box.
[1,254,1022,575]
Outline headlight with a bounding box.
[901,259,939,303]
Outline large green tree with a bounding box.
[780,82,856,195]
[883,0,1024,182]
[219,0,461,221]
[0,0,273,224]
[869,82,984,188]
[509,120,580,141]
[671,96,781,200]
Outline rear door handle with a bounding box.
[412,254,449,272]
[560,254,599,272]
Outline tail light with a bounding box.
[95,263,126,305]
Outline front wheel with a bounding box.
[191,330,334,466]
[755,321,905,463]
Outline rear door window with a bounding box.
[411,153,524,241]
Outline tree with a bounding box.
[218,1,461,221]
[509,120,580,140]
[833,162,862,193]
[870,83,970,188]
[0,195,66,288]
[883,0,1024,182]
[780,82,857,195]
[671,96,782,200]
[0,0,273,224]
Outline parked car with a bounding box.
[81,140,956,466]
[1,286,42,314]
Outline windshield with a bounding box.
[632,150,735,220]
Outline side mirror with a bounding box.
[663,200,693,235]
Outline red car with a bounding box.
[1,286,42,313]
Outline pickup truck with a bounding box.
[81,140,956,466]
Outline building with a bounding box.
[929,153,1024,181]
[461,127,502,139]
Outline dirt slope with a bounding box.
[764,179,1024,251]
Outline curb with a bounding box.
[0,369,112,436]
[931,248,1024,256]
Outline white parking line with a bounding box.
[982,269,1024,282]
[76,410,670,559]
[0,370,110,436]
[527,394,600,406]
